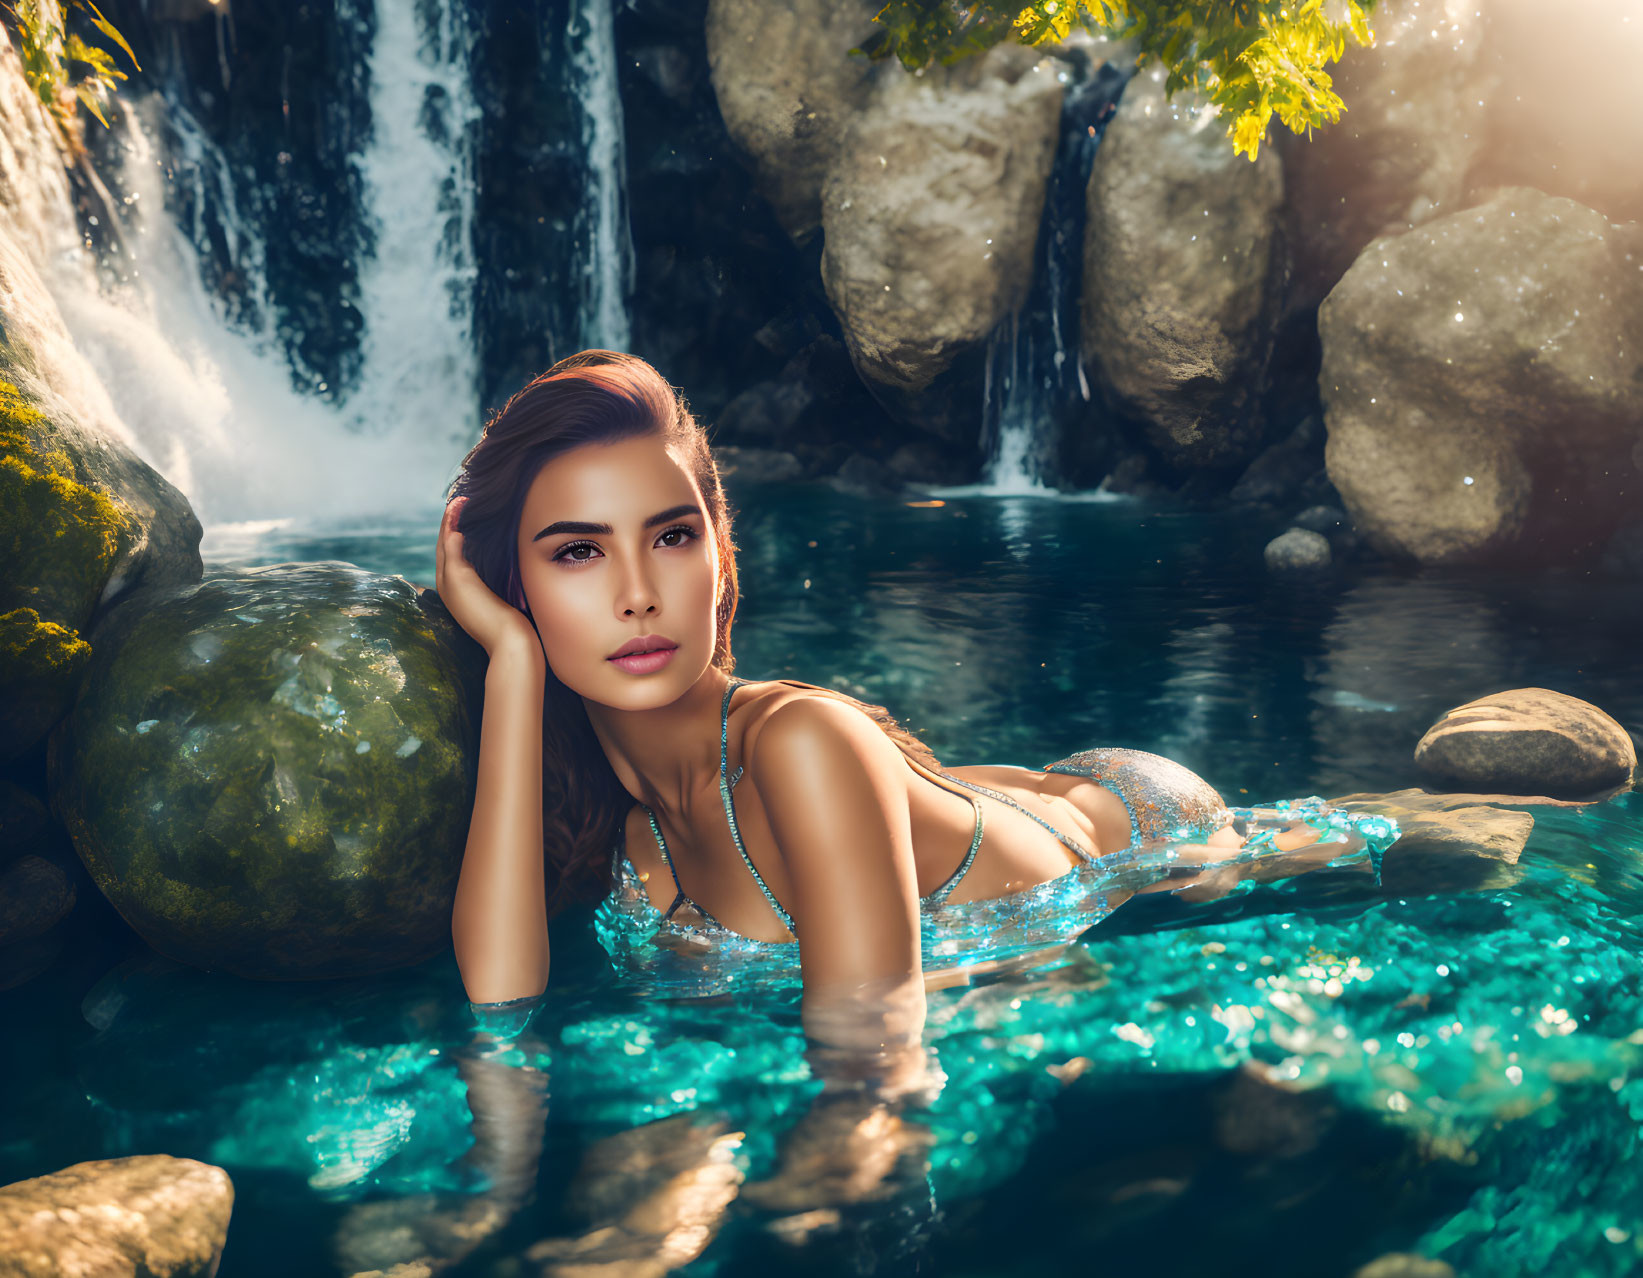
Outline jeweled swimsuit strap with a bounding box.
[636,807,737,931]
[938,774,1100,865]
[921,790,984,908]
[720,677,798,936]
[638,808,693,921]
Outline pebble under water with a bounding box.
[6,485,1641,1277]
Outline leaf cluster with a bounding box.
[3,0,140,150]
[855,0,1379,160]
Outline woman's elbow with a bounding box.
[452,925,550,1006]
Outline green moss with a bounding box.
[0,607,93,672]
[0,377,133,756]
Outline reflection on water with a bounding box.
[7,484,1640,1276]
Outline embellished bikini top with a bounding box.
[614,677,1101,942]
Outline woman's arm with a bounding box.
[436,497,552,1006]
[750,696,928,1053]
[450,637,551,1004]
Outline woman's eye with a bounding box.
[549,540,599,564]
[551,526,698,565]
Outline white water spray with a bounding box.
[569,0,633,350]
[11,3,485,537]
[344,0,481,439]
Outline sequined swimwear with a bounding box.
[599,677,1230,951]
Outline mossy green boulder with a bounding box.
[0,375,203,762]
[47,563,486,980]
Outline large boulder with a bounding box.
[705,0,882,243]
[1413,689,1636,799]
[820,42,1063,400]
[0,1155,232,1278]
[1080,73,1285,470]
[1318,189,1643,565]
[47,564,484,980]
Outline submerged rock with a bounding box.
[1413,689,1636,800]
[0,853,75,947]
[1291,505,1359,558]
[47,563,484,980]
[1080,73,1285,470]
[0,779,52,868]
[821,42,1062,396]
[1329,787,1535,895]
[0,1154,233,1278]
[1264,528,1332,576]
[1319,189,1643,566]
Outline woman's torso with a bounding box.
[617,678,1135,944]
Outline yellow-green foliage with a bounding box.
[6,0,140,148]
[860,0,1377,160]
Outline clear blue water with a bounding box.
[6,482,1642,1277]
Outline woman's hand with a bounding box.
[436,497,540,661]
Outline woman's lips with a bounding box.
[607,645,677,674]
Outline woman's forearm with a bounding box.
[451,640,551,1004]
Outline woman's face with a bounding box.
[515,432,721,708]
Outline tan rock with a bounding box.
[0,1155,233,1278]
[705,0,882,243]
[1318,189,1643,565]
[1413,688,1636,798]
[1080,73,1285,468]
[1328,786,1545,893]
[820,43,1062,394]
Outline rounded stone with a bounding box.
[1414,688,1637,799]
[1263,528,1332,575]
[47,563,483,980]
[0,1155,233,1278]
[0,853,76,946]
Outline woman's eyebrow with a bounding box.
[533,503,703,542]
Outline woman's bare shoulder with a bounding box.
[739,683,900,772]
[735,679,880,757]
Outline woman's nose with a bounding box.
[615,554,660,616]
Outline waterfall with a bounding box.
[975,55,1129,495]
[568,0,633,350]
[7,2,486,533]
[342,0,481,438]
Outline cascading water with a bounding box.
[974,53,1130,495]
[340,0,481,439]
[568,0,633,351]
[6,0,497,537]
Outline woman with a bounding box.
[437,350,1351,1050]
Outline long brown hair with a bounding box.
[447,350,942,915]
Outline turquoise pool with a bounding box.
[5,482,1641,1277]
